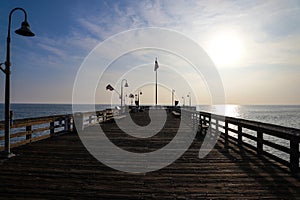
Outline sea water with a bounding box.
[0,104,299,129]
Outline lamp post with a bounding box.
[187,92,191,107]
[172,89,175,106]
[154,58,159,107]
[0,7,35,158]
[182,96,185,107]
[135,90,142,106]
[120,79,128,109]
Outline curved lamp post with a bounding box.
[0,7,35,158]
[106,80,129,111]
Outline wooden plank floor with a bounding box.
[0,110,299,199]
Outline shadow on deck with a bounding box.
[0,111,299,199]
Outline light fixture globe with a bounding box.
[15,21,35,37]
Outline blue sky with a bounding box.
[0,0,299,105]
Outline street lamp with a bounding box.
[154,58,159,107]
[121,79,128,109]
[106,80,129,111]
[172,89,175,106]
[182,96,185,106]
[134,90,142,106]
[187,92,191,107]
[0,7,35,158]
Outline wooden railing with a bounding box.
[1,107,299,174]
[0,109,119,151]
[182,109,300,174]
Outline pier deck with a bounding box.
[0,110,299,199]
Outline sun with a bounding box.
[207,31,245,67]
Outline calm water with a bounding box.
[197,105,300,129]
[0,103,112,121]
[0,104,299,129]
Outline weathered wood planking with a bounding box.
[0,110,299,199]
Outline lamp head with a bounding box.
[124,82,129,87]
[15,21,35,37]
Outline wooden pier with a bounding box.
[0,108,300,199]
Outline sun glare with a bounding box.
[208,31,245,67]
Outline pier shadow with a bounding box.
[212,137,300,198]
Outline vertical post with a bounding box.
[121,84,123,109]
[215,119,219,137]
[155,68,157,107]
[3,30,14,157]
[154,57,159,107]
[290,135,299,174]
[50,121,55,135]
[172,89,174,107]
[238,125,242,146]
[25,125,32,142]
[67,115,71,131]
[257,130,263,155]
[74,112,84,131]
[224,121,228,148]
[4,61,11,156]
[89,115,93,125]
[64,115,69,131]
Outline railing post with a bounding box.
[290,135,299,174]
[50,121,55,135]
[215,118,219,135]
[89,115,93,125]
[74,112,84,131]
[64,115,71,132]
[103,112,107,122]
[238,125,242,146]
[26,125,32,142]
[224,121,228,148]
[257,130,263,155]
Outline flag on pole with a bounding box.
[106,84,114,91]
[154,57,159,71]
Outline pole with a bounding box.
[155,69,157,107]
[2,8,34,157]
[4,10,13,157]
[121,83,123,108]
[4,39,11,156]
[172,89,174,106]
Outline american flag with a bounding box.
[154,58,159,71]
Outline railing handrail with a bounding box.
[181,108,300,174]
[0,109,119,151]
[183,109,300,138]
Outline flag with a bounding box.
[154,58,159,71]
[106,84,114,91]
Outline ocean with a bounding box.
[0,104,299,129]
[197,105,300,129]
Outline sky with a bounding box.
[0,0,299,105]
